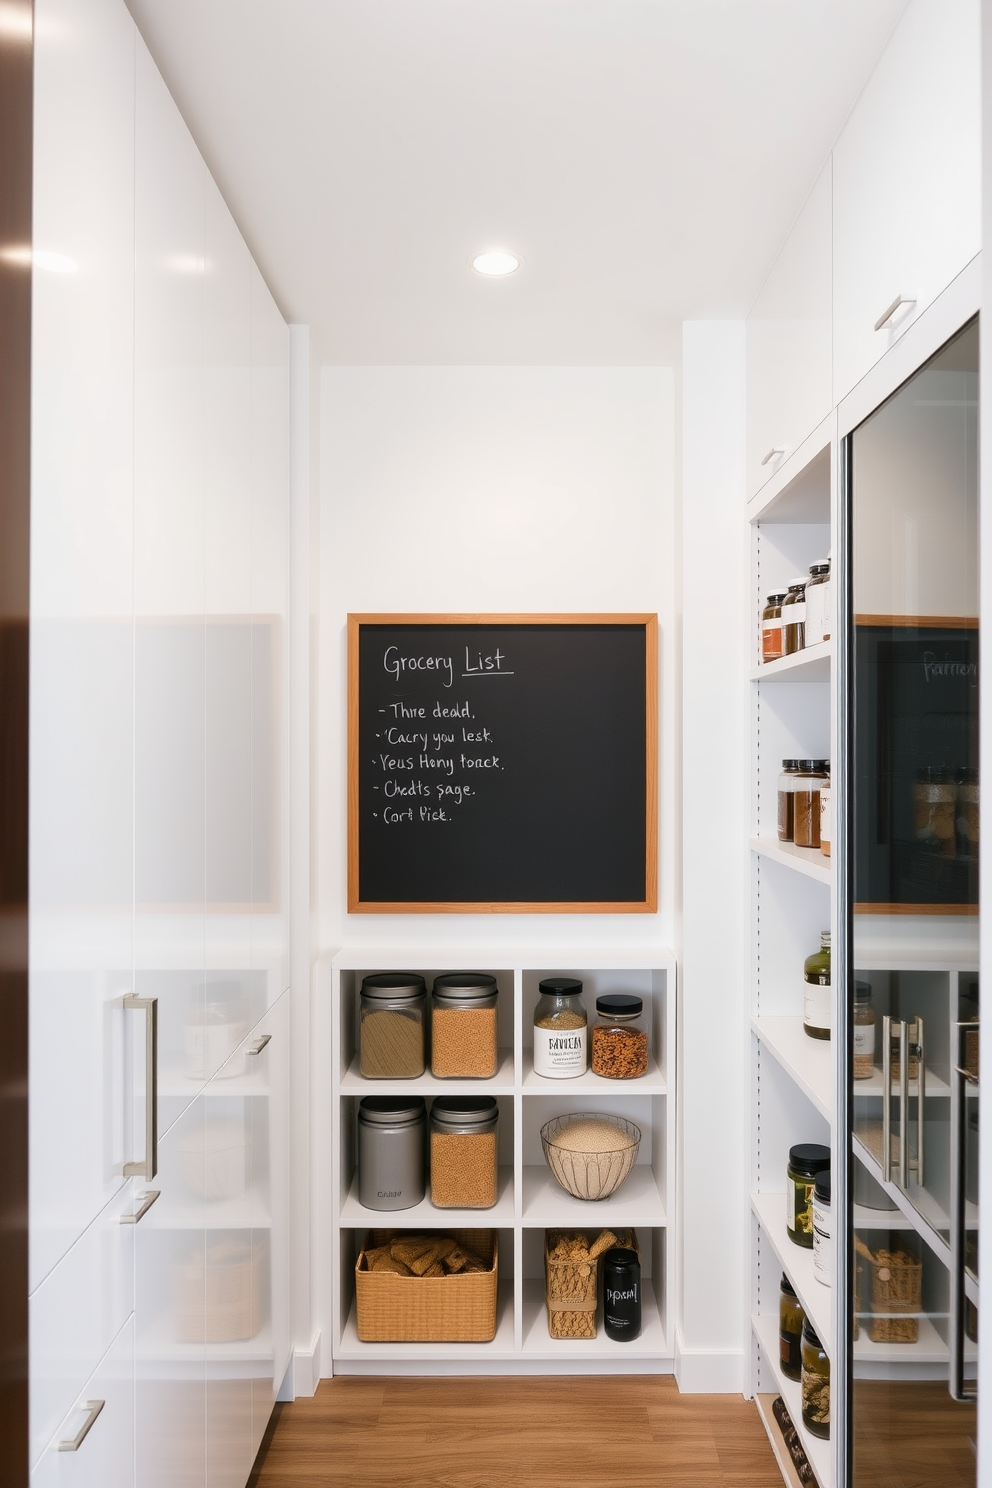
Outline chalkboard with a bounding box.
[853,622,979,913]
[348,615,657,912]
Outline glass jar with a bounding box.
[779,1273,805,1381]
[359,973,426,1078]
[777,759,801,842]
[787,1143,829,1247]
[782,579,807,655]
[603,1247,641,1341]
[184,981,249,1082]
[591,993,649,1079]
[794,759,829,848]
[804,559,831,646]
[431,972,499,1079]
[956,766,979,859]
[429,1095,499,1209]
[812,1169,832,1286]
[357,1096,426,1211]
[961,980,979,1081]
[761,591,787,664]
[533,977,587,1078]
[913,766,956,858]
[801,1319,830,1439]
[803,931,831,1041]
[819,778,831,858]
[854,981,875,1079]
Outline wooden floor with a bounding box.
[250,1376,783,1488]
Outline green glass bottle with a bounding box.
[803,931,831,1040]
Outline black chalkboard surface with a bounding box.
[348,615,657,912]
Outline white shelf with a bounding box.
[853,1202,910,1231]
[854,1064,950,1098]
[751,1191,832,1350]
[154,1186,271,1231]
[340,1049,516,1095]
[750,837,832,885]
[336,1281,517,1363]
[522,1163,666,1228]
[750,640,833,683]
[340,1166,515,1228]
[752,1017,833,1120]
[752,1314,832,1488]
[521,1049,667,1094]
[520,1278,668,1358]
[853,1313,947,1365]
[137,1316,271,1366]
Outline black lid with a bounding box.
[802,1318,823,1348]
[789,1143,830,1178]
[781,759,800,770]
[780,1273,797,1297]
[814,1169,831,1203]
[854,981,872,1002]
[957,765,978,784]
[765,590,788,604]
[595,993,643,1017]
[602,1247,639,1269]
[430,1095,499,1124]
[361,972,426,999]
[432,972,498,1000]
[809,560,831,576]
[358,1095,426,1124]
[812,759,830,772]
[539,977,583,996]
[786,578,807,592]
[797,759,816,771]
[917,764,952,783]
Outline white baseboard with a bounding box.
[287,1333,322,1399]
[674,1330,745,1394]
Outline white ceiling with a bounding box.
[125,0,908,364]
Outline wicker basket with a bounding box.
[867,1243,922,1343]
[355,1229,498,1342]
[544,1228,637,1340]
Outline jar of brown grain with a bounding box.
[429,1096,499,1209]
[591,995,649,1079]
[431,973,499,1079]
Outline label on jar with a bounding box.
[853,1023,874,1059]
[533,1023,587,1077]
[784,602,806,626]
[813,1202,832,1285]
[804,975,831,1034]
[819,787,831,844]
[805,588,823,646]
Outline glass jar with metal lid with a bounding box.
[777,759,801,842]
[591,994,649,1079]
[782,578,807,655]
[429,1095,499,1209]
[359,973,426,1079]
[779,1274,804,1381]
[431,973,499,1079]
[801,1319,830,1439]
[804,559,831,646]
[357,1096,426,1211]
[787,1144,829,1248]
[794,760,829,849]
[761,590,788,664]
[533,977,588,1078]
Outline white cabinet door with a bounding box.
[746,161,831,498]
[248,993,291,1460]
[832,0,980,403]
[32,1317,134,1488]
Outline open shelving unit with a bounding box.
[322,945,676,1375]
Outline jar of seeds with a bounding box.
[429,1096,499,1209]
[533,977,587,1078]
[801,1319,830,1439]
[591,994,649,1079]
[431,973,499,1079]
[359,973,426,1078]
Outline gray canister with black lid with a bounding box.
[358,1096,426,1211]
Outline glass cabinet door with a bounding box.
[847,318,978,1485]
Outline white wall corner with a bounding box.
[674,1328,746,1395]
[285,1333,323,1399]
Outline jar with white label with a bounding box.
[805,560,831,645]
[804,931,831,1040]
[761,591,787,664]
[533,977,587,1078]
[819,779,831,857]
[812,1168,832,1285]
[854,981,875,1079]
[782,579,807,655]
[777,759,800,842]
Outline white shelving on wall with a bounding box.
[748,428,839,1488]
[318,946,676,1376]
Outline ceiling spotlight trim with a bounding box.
[470,250,522,277]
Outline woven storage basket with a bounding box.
[867,1244,922,1343]
[544,1228,637,1340]
[355,1229,498,1342]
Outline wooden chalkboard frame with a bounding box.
[347,613,658,913]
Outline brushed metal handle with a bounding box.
[761,446,785,466]
[120,1189,160,1226]
[247,1033,271,1057]
[898,1020,909,1190]
[915,1017,925,1188]
[123,994,158,1181]
[950,1021,977,1401]
[59,1400,105,1451]
[874,294,916,332]
[882,1014,892,1182]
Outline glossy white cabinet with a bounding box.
[248,993,291,1457]
[746,161,831,498]
[32,1318,135,1488]
[832,0,980,403]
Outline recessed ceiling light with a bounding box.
[471,251,521,277]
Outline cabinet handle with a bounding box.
[59,1400,105,1452]
[915,1017,925,1188]
[949,1021,977,1401]
[247,1033,271,1057]
[123,994,158,1181]
[882,1014,892,1182]
[898,1020,909,1190]
[760,446,785,466]
[120,1189,160,1225]
[874,294,916,332]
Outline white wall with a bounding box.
[318,364,678,950]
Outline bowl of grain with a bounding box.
[540,1113,641,1201]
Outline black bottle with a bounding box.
[603,1247,641,1341]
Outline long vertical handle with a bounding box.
[950,1021,977,1401]
[898,1020,909,1189]
[915,1017,925,1187]
[123,994,158,1181]
[882,1014,893,1182]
